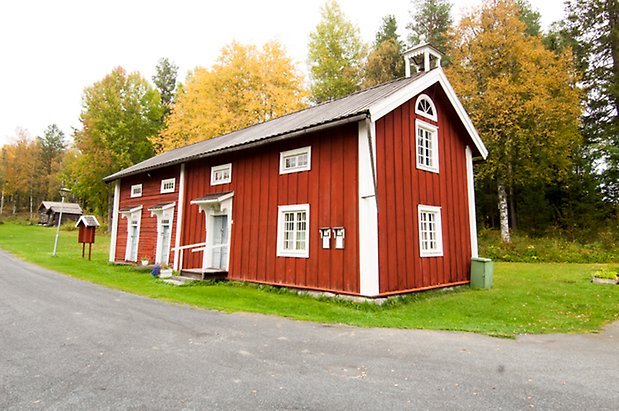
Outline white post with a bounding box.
[173,163,186,271]
[465,146,479,258]
[358,120,380,297]
[52,196,65,257]
[109,180,120,262]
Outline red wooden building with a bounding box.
[104,45,488,297]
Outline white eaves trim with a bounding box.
[190,192,234,207]
[120,205,143,216]
[368,68,488,160]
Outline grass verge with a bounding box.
[0,222,618,337]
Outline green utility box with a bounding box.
[470,257,493,288]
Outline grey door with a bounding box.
[129,221,139,261]
[160,221,171,265]
[211,215,228,270]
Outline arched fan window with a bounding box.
[415,94,437,121]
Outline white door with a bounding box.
[158,220,171,265]
[129,221,139,261]
[210,215,228,270]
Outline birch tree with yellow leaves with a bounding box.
[446,0,582,243]
[155,41,307,152]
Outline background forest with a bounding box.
[0,0,617,259]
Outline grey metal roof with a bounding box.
[103,73,427,182]
[39,201,83,215]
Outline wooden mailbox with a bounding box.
[76,215,100,260]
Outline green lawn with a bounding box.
[0,222,617,337]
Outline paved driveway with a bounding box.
[0,249,617,410]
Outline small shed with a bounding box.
[38,201,83,226]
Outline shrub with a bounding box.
[479,229,619,263]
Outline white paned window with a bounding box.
[280,146,311,174]
[418,205,443,257]
[160,178,175,193]
[130,184,142,198]
[415,94,437,121]
[211,163,232,185]
[416,120,439,173]
[277,204,310,258]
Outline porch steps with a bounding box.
[162,276,197,286]
[180,268,228,281]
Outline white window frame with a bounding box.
[276,204,310,258]
[279,146,311,174]
[418,205,443,257]
[415,94,437,121]
[130,184,142,198]
[210,163,232,185]
[160,178,176,194]
[120,205,143,262]
[416,119,439,173]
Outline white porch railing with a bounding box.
[172,242,207,273]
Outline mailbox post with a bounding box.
[75,216,100,260]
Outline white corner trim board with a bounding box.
[173,163,186,271]
[465,146,479,258]
[109,180,121,262]
[358,120,380,297]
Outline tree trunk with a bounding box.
[29,188,33,221]
[608,0,619,116]
[0,188,4,216]
[498,180,511,243]
[509,184,517,230]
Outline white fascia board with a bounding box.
[120,204,143,218]
[149,202,176,217]
[368,69,488,160]
[190,191,234,207]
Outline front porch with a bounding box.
[180,267,228,281]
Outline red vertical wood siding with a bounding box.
[180,124,360,294]
[115,165,181,264]
[376,85,473,294]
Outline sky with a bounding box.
[0,0,567,147]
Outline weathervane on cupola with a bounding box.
[402,43,444,77]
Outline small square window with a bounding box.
[130,184,142,198]
[160,178,175,194]
[280,146,311,174]
[277,204,310,258]
[418,205,443,257]
[416,120,439,173]
[211,163,232,185]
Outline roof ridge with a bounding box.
[104,72,430,182]
[153,75,422,157]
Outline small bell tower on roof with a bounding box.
[402,43,444,77]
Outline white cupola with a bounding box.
[402,43,444,77]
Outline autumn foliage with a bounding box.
[446,0,582,241]
[154,41,308,152]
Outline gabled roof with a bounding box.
[38,201,83,215]
[104,69,486,182]
[148,202,176,212]
[75,215,100,227]
[191,191,234,205]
